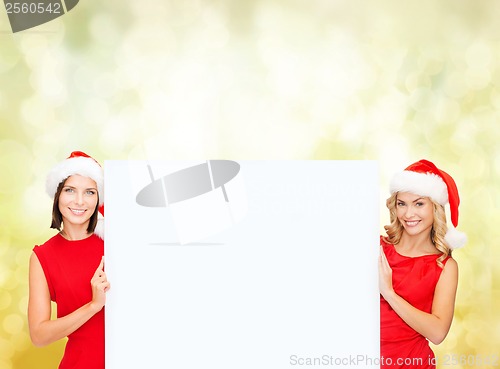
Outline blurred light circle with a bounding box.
[2,314,24,335]
[0,141,32,194]
[0,291,12,310]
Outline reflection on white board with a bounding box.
[134,160,247,244]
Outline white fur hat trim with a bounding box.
[390,170,448,205]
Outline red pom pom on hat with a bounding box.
[390,159,466,249]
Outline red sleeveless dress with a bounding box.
[380,236,450,369]
[33,233,104,369]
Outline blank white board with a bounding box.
[105,161,379,369]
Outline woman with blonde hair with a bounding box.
[379,159,466,369]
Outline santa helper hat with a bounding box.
[46,151,104,239]
[390,159,467,249]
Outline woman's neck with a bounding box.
[398,232,437,255]
[60,225,91,241]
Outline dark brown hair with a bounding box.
[50,179,99,234]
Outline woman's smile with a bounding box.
[404,220,421,227]
[69,208,87,216]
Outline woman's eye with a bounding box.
[397,202,405,207]
[86,190,96,195]
[416,202,424,206]
[64,188,74,193]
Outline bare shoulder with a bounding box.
[443,257,458,275]
[29,252,47,284]
[30,252,42,269]
[436,257,458,290]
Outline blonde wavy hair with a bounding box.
[383,192,451,268]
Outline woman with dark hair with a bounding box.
[379,159,466,369]
[28,151,109,369]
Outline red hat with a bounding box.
[46,151,104,239]
[389,159,466,249]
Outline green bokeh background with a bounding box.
[1,1,499,368]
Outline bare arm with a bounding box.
[379,247,458,345]
[28,253,110,347]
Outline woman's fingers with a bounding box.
[91,266,108,286]
[89,257,110,310]
[101,281,110,292]
[379,246,391,272]
[92,257,109,286]
[379,245,394,298]
[93,280,110,291]
[93,258,108,284]
[92,273,108,285]
[93,257,105,277]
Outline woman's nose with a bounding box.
[404,205,415,217]
[75,192,84,205]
